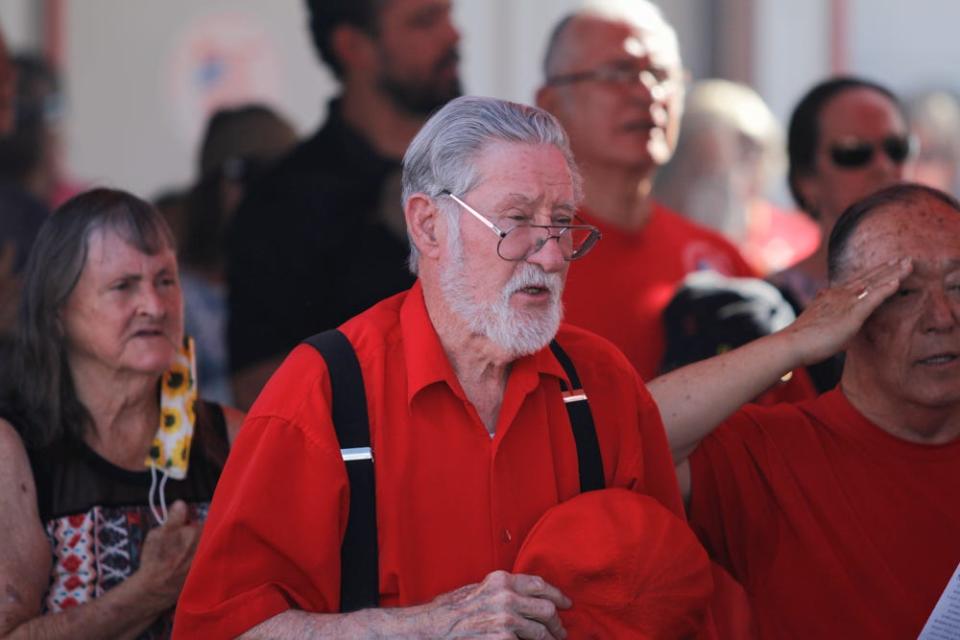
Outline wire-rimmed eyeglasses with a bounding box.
[440,190,601,262]
[545,63,680,99]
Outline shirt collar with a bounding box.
[400,281,570,406]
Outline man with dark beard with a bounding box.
[174,97,710,639]
[226,0,462,408]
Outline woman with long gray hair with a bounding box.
[0,188,243,638]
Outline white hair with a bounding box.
[401,95,582,274]
[438,226,564,357]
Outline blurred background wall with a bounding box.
[0,0,955,200]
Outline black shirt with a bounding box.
[25,401,228,640]
[0,180,47,273]
[226,99,415,372]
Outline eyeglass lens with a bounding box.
[829,136,913,169]
[499,225,598,261]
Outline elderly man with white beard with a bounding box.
[174,96,696,639]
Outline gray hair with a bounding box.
[5,188,175,448]
[401,95,582,273]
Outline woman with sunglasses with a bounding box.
[771,76,915,391]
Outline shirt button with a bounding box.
[502,528,512,543]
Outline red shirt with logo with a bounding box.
[564,203,757,381]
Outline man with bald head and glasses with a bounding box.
[535,5,806,633]
[535,0,764,386]
[175,96,702,638]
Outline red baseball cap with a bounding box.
[514,488,713,638]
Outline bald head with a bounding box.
[828,183,960,284]
[542,1,680,80]
[834,183,960,429]
[536,2,685,176]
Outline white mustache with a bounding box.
[506,264,563,298]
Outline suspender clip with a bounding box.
[342,447,373,462]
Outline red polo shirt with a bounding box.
[174,282,683,638]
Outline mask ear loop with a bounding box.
[148,464,171,524]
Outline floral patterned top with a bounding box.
[26,401,227,639]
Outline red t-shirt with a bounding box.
[564,203,756,381]
[689,390,960,639]
[173,282,684,638]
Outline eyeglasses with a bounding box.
[828,135,916,169]
[546,64,678,96]
[441,190,601,262]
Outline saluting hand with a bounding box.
[782,257,912,365]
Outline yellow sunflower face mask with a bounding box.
[146,337,198,482]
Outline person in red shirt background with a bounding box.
[535,2,762,383]
[535,5,810,636]
[653,78,821,277]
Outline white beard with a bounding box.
[439,231,564,358]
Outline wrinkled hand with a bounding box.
[427,570,571,639]
[133,500,201,611]
[782,257,912,365]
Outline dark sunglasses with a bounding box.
[828,135,916,169]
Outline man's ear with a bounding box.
[330,24,378,75]
[405,193,443,261]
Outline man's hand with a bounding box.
[781,257,912,365]
[130,500,201,613]
[239,571,572,640]
[652,257,914,470]
[427,570,571,639]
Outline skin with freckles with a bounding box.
[838,197,960,442]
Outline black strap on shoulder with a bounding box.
[549,339,605,493]
[302,332,603,611]
[302,329,379,612]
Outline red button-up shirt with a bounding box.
[174,282,682,638]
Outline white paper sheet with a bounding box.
[919,561,960,639]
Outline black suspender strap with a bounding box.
[549,339,606,493]
[302,332,603,612]
[302,330,379,612]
